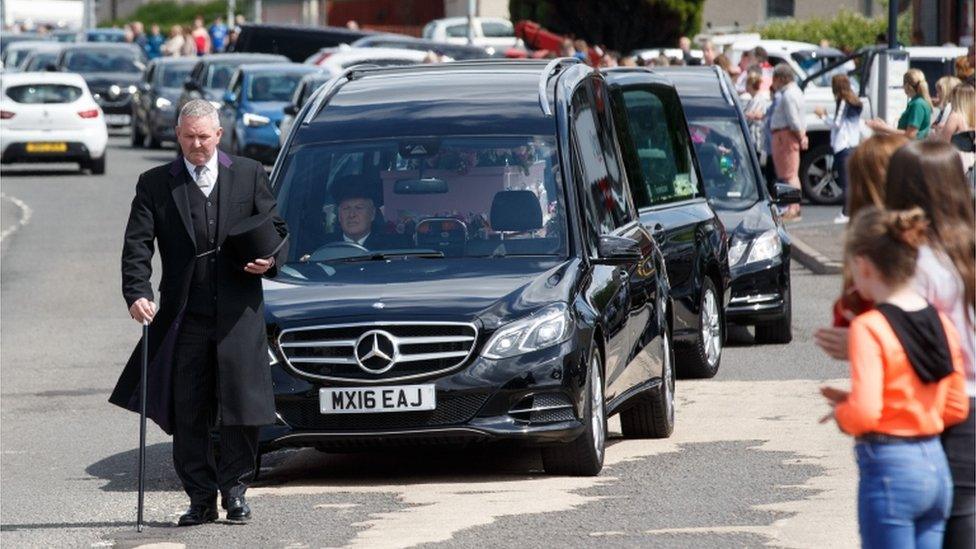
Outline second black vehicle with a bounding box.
[131,57,196,148]
[655,66,799,343]
[260,59,676,476]
[54,43,147,128]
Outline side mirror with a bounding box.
[773,183,802,205]
[596,235,641,264]
[183,77,198,91]
[283,104,297,116]
[223,90,237,104]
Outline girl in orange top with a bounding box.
[821,207,969,549]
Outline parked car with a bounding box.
[50,29,80,42]
[177,53,288,115]
[54,43,146,128]
[2,40,55,71]
[230,23,370,62]
[0,71,108,173]
[602,67,731,377]
[130,57,195,148]
[83,28,126,43]
[350,34,497,60]
[422,16,522,50]
[18,43,63,72]
[261,59,675,475]
[312,47,432,74]
[218,62,320,163]
[279,72,331,147]
[0,32,50,56]
[656,66,799,343]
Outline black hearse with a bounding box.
[655,67,799,343]
[261,59,676,475]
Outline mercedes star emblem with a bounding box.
[354,330,398,374]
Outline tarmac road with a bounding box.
[0,137,857,548]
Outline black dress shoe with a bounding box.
[224,496,251,523]
[177,503,218,526]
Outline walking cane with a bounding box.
[137,320,148,532]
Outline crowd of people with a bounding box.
[111,14,246,60]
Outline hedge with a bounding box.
[758,9,912,52]
[103,0,252,29]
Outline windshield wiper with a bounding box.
[335,250,445,263]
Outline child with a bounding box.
[821,206,970,548]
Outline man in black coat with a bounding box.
[110,99,287,526]
[324,174,408,250]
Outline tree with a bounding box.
[509,0,705,53]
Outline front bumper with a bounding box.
[260,338,588,452]
[149,108,177,142]
[240,124,282,164]
[725,257,789,324]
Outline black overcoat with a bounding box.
[109,150,288,434]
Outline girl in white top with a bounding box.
[815,74,863,223]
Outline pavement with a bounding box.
[783,206,845,275]
[1,137,859,548]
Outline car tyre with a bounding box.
[147,132,163,149]
[800,145,844,205]
[676,277,722,379]
[130,118,145,148]
[754,287,793,344]
[620,327,675,438]
[85,154,106,175]
[541,346,605,476]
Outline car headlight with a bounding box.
[482,304,572,359]
[127,85,138,94]
[155,96,172,109]
[243,112,271,127]
[268,347,278,366]
[109,84,121,96]
[208,100,222,110]
[729,229,782,266]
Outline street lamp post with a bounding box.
[466,0,475,46]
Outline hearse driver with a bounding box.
[326,174,404,250]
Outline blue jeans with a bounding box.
[857,437,953,549]
[833,147,852,215]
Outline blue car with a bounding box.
[218,63,322,164]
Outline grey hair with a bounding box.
[772,63,795,82]
[177,99,220,128]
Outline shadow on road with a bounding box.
[86,442,183,493]
[0,168,84,177]
[0,520,172,532]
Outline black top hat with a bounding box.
[331,173,381,205]
[224,213,286,264]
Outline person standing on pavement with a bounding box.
[932,76,963,132]
[162,25,185,57]
[867,69,933,140]
[769,63,808,220]
[191,16,212,56]
[821,206,969,549]
[209,16,228,54]
[110,99,288,526]
[815,74,864,224]
[145,24,164,60]
[742,70,771,173]
[885,140,976,549]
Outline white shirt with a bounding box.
[343,232,370,246]
[183,154,219,197]
[915,245,976,396]
[826,102,862,153]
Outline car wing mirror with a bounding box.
[596,235,641,264]
[183,77,198,91]
[773,183,802,205]
[283,103,298,116]
[223,90,237,104]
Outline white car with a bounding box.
[421,16,522,50]
[0,72,108,174]
[905,46,968,96]
[313,47,435,75]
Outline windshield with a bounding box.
[205,62,238,90]
[64,50,142,73]
[247,72,304,102]
[688,118,761,208]
[275,136,567,263]
[156,64,192,88]
[24,52,57,71]
[6,48,32,68]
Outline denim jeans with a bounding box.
[856,437,953,549]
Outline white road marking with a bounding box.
[249,379,858,549]
[0,193,32,242]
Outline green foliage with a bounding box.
[758,9,912,52]
[509,0,706,52]
[103,0,249,29]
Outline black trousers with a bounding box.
[172,313,258,506]
[942,397,976,549]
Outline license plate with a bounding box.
[25,142,67,153]
[105,114,130,125]
[320,385,436,414]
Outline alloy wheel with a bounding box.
[590,353,605,461]
[702,289,722,367]
[804,152,843,203]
